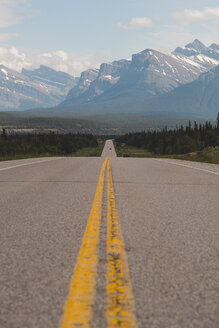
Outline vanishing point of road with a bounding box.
[0,140,219,328]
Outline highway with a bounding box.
[0,140,219,328]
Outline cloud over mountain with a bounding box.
[172,7,219,25]
[117,17,154,30]
[0,45,99,76]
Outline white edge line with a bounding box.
[0,157,63,172]
[153,158,219,176]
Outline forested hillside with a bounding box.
[116,114,219,155]
[0,131,98,159]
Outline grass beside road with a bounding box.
[73,139,105,157]
[114,143,153,158]
[167,146,219,164]
[114,142,219,164]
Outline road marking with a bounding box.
[60,158,108,328]
[0,157,62,172]
[106,158,138,327]
[153,158,219,176]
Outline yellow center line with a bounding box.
[60,157,108,328]
[106,158,138,327]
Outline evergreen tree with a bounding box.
[0,132,98,158]
[116,113,219,155]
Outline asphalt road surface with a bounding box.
[0,140,219,328]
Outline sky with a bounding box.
[0,0,219,76]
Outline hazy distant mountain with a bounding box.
[61,40,219,108]
[0,65,78,111]
[0,65,56,111]
[22,65,78,91]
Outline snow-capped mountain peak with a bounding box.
[175,39,219,61]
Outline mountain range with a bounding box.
[62,40,219,108]
[59,40,219,118]
[0,65,78,111]
[1,39,219,118]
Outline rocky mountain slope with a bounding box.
[63,60,130,106]
[0,65,77,111]
[143,64,219,118]
[62,40,219,107]
[22,65,78,92]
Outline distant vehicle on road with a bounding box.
[109,148,112,150]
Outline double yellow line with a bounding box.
[60,158,138,328]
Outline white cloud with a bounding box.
[40,50,94,75]
[117,17,154,30]
[172,7,219,25]
[0,0,31,27]
[0,45,99,76]
[10,46,25,59]
[0,47,8,55]
[53,50,68,61]
[42,53,52,58]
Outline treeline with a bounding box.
[0,115,105,133]
[116,114,219,155]
[0,131,98,157]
